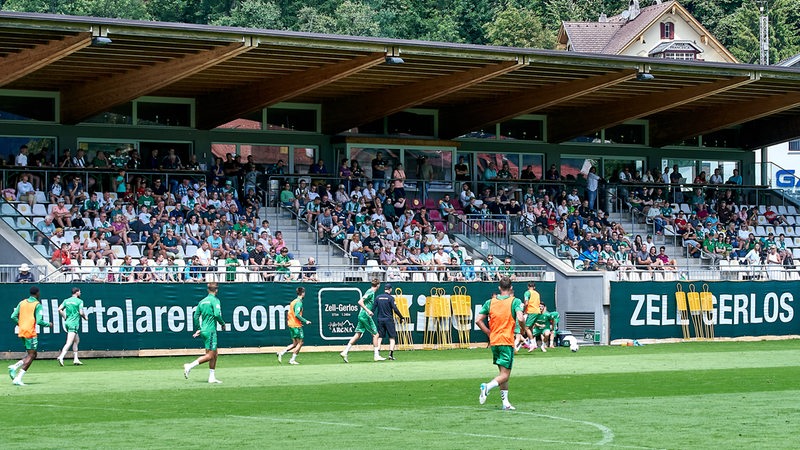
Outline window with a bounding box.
[404,148,453,182]
[212,143,318,174]
[702,129,739,148]
[790,140,800,151]
[604,123,646,145]
[387,110,436,137]
[664,52,695,60]
[498,117,544,141]
[266,105,319,132]
[660,22,674,40]
[603,158,644,182]
[0,136,57,166]
[349,148,400,179]
[215,111,263,130]
[0,91,58,122]
[83,103,134,125]
[77,140,138,168]
[137,100,192,127]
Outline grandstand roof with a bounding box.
[1,11,800,148]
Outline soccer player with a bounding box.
[528,303,552,353]
[57,287,88,366]
[340,278,383,362]
[184,283,226,383]
[546,306,560,348]
[9,286,52,386]
[476,277,525,410]
[523,281,541,349]
[277,287,312,365]
[373,283,404,361]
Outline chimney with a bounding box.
[629,0,640,20]
[599,13,608,22]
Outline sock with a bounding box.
[209,369,215,379]
[73,353,80,362]
[278,350,285,356]
[343,344,352,353]
[14,369,26,382]
[500,389,510,405]
[289,353,296,362]
[58,350,66,360]
[374,347,380,357]
[12,360,24,370]
[188,360,200,369]
[389,350,394,357]
[485,380,499,393]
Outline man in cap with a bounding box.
[372,283,404,361]
[15,264,34,283]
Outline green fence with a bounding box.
[1,281,555,353]
[610,281,799,340]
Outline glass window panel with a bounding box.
[520,154,544,179]
[560,157,592,180]
[266,108,317,132]
[349,147,401,180]
[603,158,644,181]
[676,136,699,147]
[139,142,193,170]
[475,153,519,180]
[387,111,435,137]
[216,111,262,130]
[702,129,739,148]
[701,160,739,182]
[211,143,237,161]
[499,119,544,141]
[604,123,645,145]
[137,102,191,127]
[242,145,289,166]
[662,159,695,182]
[82,103,133,125]
[293,147,316,174]
[348,118,384,135]
[77,141,138,168]
[0,95,56,121]
[0,136,56,166]
[404,148,453,182]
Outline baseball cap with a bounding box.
[384,283,392,290]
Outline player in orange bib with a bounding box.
[277,287,311,365]
[9,286,52,386]
[475,277,525,410]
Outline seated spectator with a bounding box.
[362,228,383,260]
[195,241,212,266]
[302,257,318,281]
[36,216,57,247]
[763,205,787,226]
[499,257,516,280]
[579,244,599,270]
[15,263,35,282]
[274,247,292,281]
[51,243,72,269]
[598,243,618,271]
[119,255,135,282]
[68,234,82,263]
[134,257,153,282]
[349,233,366,265]
[206,229,226,259]
[16,174,36,207]
[653,246,678,271]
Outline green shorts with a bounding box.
[531,327,550,337]
[22,337,38,351]
[289,327,304,340]
[201,331,218,351]
[526,313,545,328]
[491,345,514,370]
[355,312,378,336]
[65,322,80,333]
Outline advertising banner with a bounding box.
[1,281,555,352]
[610,281,799,340]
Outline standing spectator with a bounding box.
[455,156,470,181]
[371,152,387,190]
[581,166,602,211]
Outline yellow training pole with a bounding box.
[394,288,413,350]
[675,284,690,340]
[700,284,715,340]
[687,284,704,340]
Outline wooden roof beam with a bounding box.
[439,69,636,140]
[740,115,800,150]
[0,32,91,87]
[548,76,755,144]
[61,40,254,124]
[197,52,386,130]
[651,90,800,148]
[322,59,524,135]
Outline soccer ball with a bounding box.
[564,335,579,352]
[570,343,580,352]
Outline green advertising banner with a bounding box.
[610,281,799,340]
[1,281,555,353]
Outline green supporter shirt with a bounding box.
[193,294,224,334]
[59,296,84,329]
[275,254,291,274]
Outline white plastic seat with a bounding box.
[777,205,788,215]
[765,226,775,236]
[32,204,47,217]
[755,226,766,237]
[3,217,14,227]
[365,259,384,274]
[185,245,198,258]
[17,204,32,216]
[16,217,34,229]
[32,217,44,228]
[17,230,32,241]
[106,192,118,201]
[111,245,125,258]
[63,231,76,242]
[787,206,798,215]
[1,203,17,216]
[126,245,142,258]
[758,205,767,214]
[786,216,797,226]
[775,226,786,236]
[680,204,691,214]
[536,235,551,246]
[34,191,47,204]
[34,244,49,257]
[757,216,768,226]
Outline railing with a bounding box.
[458,215,512,257]
[32,263,548,283]
[0,197,62,258]
[612,263,800,282]
[0,264,55,282]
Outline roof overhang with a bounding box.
[1,12,799,149]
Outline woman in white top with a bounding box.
[185,215,202,246]
[741,243,762,266]
[83,230,99,260]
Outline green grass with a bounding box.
[2,340,799,449]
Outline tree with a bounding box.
[484,2,556,49]
[294,5,335,33]
[331,0,380,36]
[210,0,283,29]
[69,0,151,20]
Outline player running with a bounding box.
[373,283,404,361]
[277,287,312,365]
[9,286,52,386]
[184,283,226,383]
[57,287,88,366]
[340,279,383,362]
[476,277,525,410]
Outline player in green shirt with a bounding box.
[476,277,525,410]
[184,283,226,383]
[57,287,88,366]
[340,279,382,363]
[9,286,53,385]
[277,287,312,365]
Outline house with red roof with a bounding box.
[557,0,737,63]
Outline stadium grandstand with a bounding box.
[2,11,800,344]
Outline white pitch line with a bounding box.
[228,413,655,448]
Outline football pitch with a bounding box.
[1,340,799,449]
